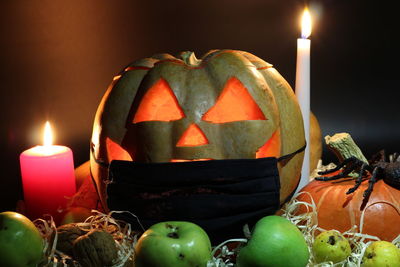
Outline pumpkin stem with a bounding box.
[325,133,368,164]
[180,51,202,67]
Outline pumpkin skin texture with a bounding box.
[296,179,400,241]
[310,112,322,174]
[90,50,305,209]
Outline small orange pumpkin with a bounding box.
[296,178,400,241]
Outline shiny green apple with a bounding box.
[236,215,309,267]
[0,211,44,267]
[134,221,212,267]
[362,241,400,267]
[312,230,351,263]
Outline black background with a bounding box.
[1,0,399,211]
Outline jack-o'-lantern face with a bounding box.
[118,73,280,162]
[91,50,305,207]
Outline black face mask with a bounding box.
[104,145,305,244]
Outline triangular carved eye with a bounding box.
[202,77,267,123]
[133,78,185,123]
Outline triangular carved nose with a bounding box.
[176,123,209,147]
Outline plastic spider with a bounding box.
[315,150,400,199]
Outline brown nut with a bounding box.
[56,223,87,256]
[72,229,118,267]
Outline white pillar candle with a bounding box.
[295,8,312,192]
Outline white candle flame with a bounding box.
[43,121,53,147]
[301,8,312,39]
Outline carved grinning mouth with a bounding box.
[255,129,281,159]
[170,129,281,162]
[170,158,213,162]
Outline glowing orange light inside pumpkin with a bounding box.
[176,123,209,147]
[255,129,281,158]
[133,78,185,123]
[202,77,266,123]
[171,158,212,162]
[106,137,133,161]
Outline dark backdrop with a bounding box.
[1,0,399,211]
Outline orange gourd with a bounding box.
[296,178,400,241]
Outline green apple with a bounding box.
[236,215,309,267]
[134,221,212,267]
[312,230,351,263]
[0,211,44,267]
[362,241,400,267]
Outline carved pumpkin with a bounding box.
[296,179,400,241]
[90,50,305,209]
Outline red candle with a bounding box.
[20,122,76,223]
